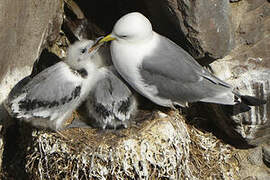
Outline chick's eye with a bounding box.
[81,48,87,54]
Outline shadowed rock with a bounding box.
[207,1,270,146]
[144,0,234,62]
[0,0,64,174]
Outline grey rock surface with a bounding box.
[237,147,270,179]
[144,0,234,61]
[0,0,64,175]
[235,0,270,47]
[63,0,105,41]
[262,144,270,167]
[204,0,270,146]
[247,146,263,166]
[0,0,64,104]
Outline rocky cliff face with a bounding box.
[0,0,64,175]
[145,0,234,60]
[1,0,270,179]
[209,0,270,146]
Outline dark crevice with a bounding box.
[2,122,33,179]
[75,0,149,33]
[186,102,255,149]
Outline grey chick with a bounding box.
[85,65,138,129]
[4,39,103,130]
[68,43,138,130]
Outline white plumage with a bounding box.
[5,40,103,130]
[99,12,266,109]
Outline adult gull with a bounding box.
[99,12,266,108]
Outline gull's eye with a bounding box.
[120,35,128,38]
[81,48,87,54]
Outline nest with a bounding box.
[18,111,240,179]
[188,124,240,179]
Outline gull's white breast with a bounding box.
[110,33,173,106]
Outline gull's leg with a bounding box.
[170,102,189,115]
[64,110,79,125]
[168,104,178,116]
[66,119,92,128]
[65,111,92,129]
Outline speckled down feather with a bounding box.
[4,39,103,130]
[86,66,137,129]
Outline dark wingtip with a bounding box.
[241,95,267,106]
[224,103,251,116]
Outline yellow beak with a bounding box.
[98,34,116,44]
[88,34,116,53]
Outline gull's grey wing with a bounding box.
[146,34,232,86]
[139,34,234,105]
[7,62,83,120]
[87,66,137,129]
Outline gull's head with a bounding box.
[100,12,153,44]
[65,39,101,70]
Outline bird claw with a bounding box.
[65,111,92,129]
[66,118,92,129]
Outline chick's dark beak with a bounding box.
[88,41,101,53]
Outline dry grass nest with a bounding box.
[22,110,240,179]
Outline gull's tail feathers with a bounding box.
[240,95,267,106]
